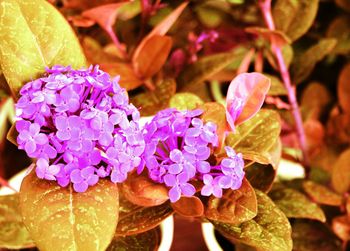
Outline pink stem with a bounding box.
[258,0,310,168]
[106,28,128,60]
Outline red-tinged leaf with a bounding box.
[226,110,281,168]
[245,27,291,47]
[107,227,160,251]
[199,102,226,149]
[120,172,169,207]
[100,62,142,90]
[0,194,34,249]
[245,163,276,193]
[226,73,271,129]
[332,215,350,241]
[133,2,188,62]
[20,170,119,251]
[335,0,350,12]
[326,16,350,55]
[347,197,350,217]
[116,198,173,236]
[171,196,204,217]
[301,82,332,118]
[338,63,350,114]
[82,3,127,33]
[130,78,176,116]
[303,180,342,206]
[0,0,87,98]
[292,220,342,251]
[331,148,350,194]
[132,35,173,79]
[269,184,326,222]
[206,178,257,224]
[212,189,292,251]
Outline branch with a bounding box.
[258,0,310,170]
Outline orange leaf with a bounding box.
[100,62,142,90]
[332,215,350,241]
[338,63,350,114]
[132,35,173,79]
[82,3,127,32]
[171,196,204,217]
[226,73,271,129]
[120,172,169,207]
[132,2,188,62]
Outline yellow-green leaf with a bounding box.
[169,93,203,111]
[206,178,257,224]
[177,50,245,89]
[264,74,287,96]
[272,0,319,41]
[130,78,176,116]
[116,195,173,236]
[225,109,281,167]
[0,194,34,249]
[0,0,87,98]
[20,170,119,251]
[212,189,292,251]
[303,180,342,206]
[107,227,160,251]
[269,184,326,222]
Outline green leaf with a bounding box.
[292,220,342,251]
[291,39,337,84]
[303,180,342,206]
[130,78,176,116]
[0,0,87,98]
[264,74,287,96]
[269,184,326,222]
[245,163,276,193]
[206,178,257,224]
[212,189,292,251]
[116,196,173,236]
[326,16,350,55]
[225,109,281,167]
[169,93,204,111]
[107,228,160,251]
[20,170,119,251]
[177,50,245,89]
[331,148,350,194]
[0,194,34,249]
[272,0,319,41]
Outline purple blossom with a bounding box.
[15,65,145,192]
[141,108,244,202]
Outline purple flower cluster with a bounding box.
[141,108,244,202]
[16,65,144,192]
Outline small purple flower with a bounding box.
[141,108,244,202]
[15,65,145,192]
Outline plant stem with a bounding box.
[258,0,310,169]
